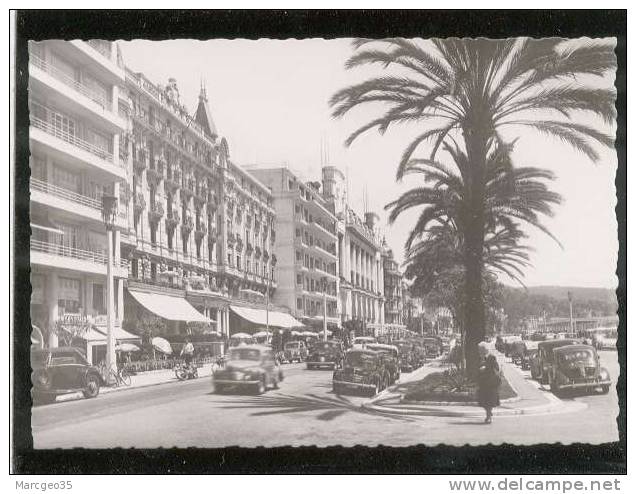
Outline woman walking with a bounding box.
[477,354,502,424]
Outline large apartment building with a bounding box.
[28,40,135,362]
[248,167,340,330]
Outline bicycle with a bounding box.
[98,363,132,387]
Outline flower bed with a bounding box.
[402,369,517,403]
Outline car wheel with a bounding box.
[83,374,101,399]
[601,385,610,394]
[333,383,340,394]
[254,378,266,395]
[307,364,313,370]
[215,384,224,394]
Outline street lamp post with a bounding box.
[568,291,574,334]
[101,192,118,381]
[322,277,328,342]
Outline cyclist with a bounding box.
[181,338,195,371]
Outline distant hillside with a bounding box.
[520,286,617,304]
[501,285,618,325]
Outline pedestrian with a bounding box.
[477,354,501,424]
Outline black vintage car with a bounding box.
[422,337,442,358]
[549,345,611,395]
[366,343,400,384]
[31,347,102,404]
[392,340,417,372]
[332,349,389,397]
[532,339,579,384]
[306,340,343,370]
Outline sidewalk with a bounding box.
[363,353,587,418]
[55,364,216,403]
[100,364,215,395]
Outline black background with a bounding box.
[12,9,627,474]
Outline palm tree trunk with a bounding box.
[462,120,489,378]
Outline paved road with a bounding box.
[32,352,619,448]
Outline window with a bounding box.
[92,283,104,314]
[150,223,157,245]
[151,262,157,280]
[227,253,232,266]
[297,274,302,285]
[52,163,80,192]
[58,277,81,314]
[246,260,251,273]
[296,250,302,261]
[295,228,300,238]
[167,230,173,250]
[131,258,138,278]
[297,298,303,310]
[182,234,188,254]
[289,179,294,190]
[236,255,241,270]
[196,239,202,259]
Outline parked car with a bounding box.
[422,337,442,358]
[532,339,579,384]
[495,336,505,353]
[509,341,527,366]
[352,336,377,349]
[306,340,343,370]
[332,349,388,396]
[521,341,539,370]
[503,335,523,357]
[283,341,308,363]
[549,345,611,395]
[366,343,400,384]
[393,340,418,372]
[212,345,283,394]
[594,329,617,350]
[30,347,102,404]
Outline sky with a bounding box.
[119,38,618,289]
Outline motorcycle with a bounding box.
[174,362,199,381]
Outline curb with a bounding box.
[102,368,213,395]
[361,398,587,418]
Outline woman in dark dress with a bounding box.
[477,354,501,424]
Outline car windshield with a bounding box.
[560,350,595,364]
[285,342,299,349]
[346,352,376,367]
[229,348,261,361]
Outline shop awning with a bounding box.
[230,305,304,329]
[81,326,142,343]
[128,290,211,323]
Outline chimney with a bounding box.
[365,212,379,231]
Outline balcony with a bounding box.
[181,216,194,235]
[30,178,125,228]
[312,219,337,239]
[133,192,146,213]
[146,161,164,184]
[165,209,180,231]
[45,40,124,87]
[148,202,164,223]
[29,54,126,134]
[31,238,128,278]
[312,243,337,260]
[194,223,207,239]
[165,168,181,192]
[29,101,124,180]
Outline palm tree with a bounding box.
[331,37,615,372]
[385,142,561,371]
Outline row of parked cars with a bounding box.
[496,335,612,396]
[212,334,445,397]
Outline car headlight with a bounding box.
[599,369,610,380]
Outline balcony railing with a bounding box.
[30,101,116,165]
[30,178,102,210]
[30,53,111,110]
[31,239,128,269]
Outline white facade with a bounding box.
[249,167,340,328]
[28,40,128,362]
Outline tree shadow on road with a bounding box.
[216,392,417,422]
